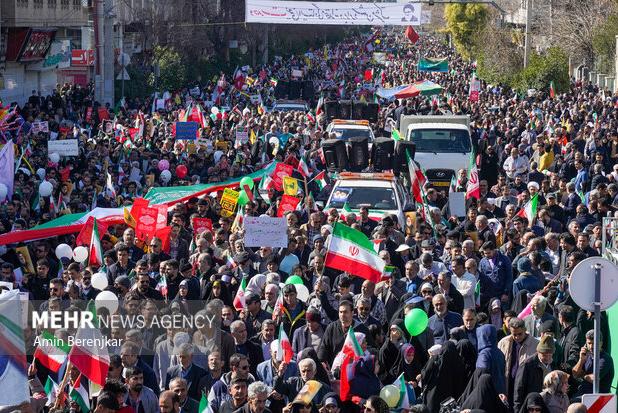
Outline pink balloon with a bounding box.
[158,159,170,171]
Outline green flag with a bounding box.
[198,393,209,413]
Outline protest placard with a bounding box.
[244,216,288,248]
[48,139,79,156]
[175,121,198,140]
[220,188,240,217]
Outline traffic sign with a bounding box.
[117,68,130,81]
[582,394,616,413]
[569,257,618,311]
[119,52,131,67]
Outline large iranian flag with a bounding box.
[325,222,386,283]
[33,330,70,372]
[67,327,110,387]
[517,193,539,223]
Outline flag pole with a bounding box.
[54,360,73,409]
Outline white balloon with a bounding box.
[49,152,60,163]
[0,183,7,202]
[211,106,219,115]
[95,290,119,314]
[55,243,73,260]
[295,284,310,302]
[91,272,109,290]
[36,168,46,180]
[160,170,172,182]
[72,246,89,263]
[39,181,53,197]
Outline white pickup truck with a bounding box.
[399,115,472,188]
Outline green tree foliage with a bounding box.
[115,66,151,99]
[148,46,187,92]
[443,4,489,60]
[592,13,618,73]
[515,47,569,93]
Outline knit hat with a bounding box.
[536,335,556,354]
[517,257,532,274]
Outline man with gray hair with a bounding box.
[523,295,559,338]
[273,357,330,404]
[243,381,272,413]
[169,377,198,413]
[230,319,264,375]
[165,343,208,401]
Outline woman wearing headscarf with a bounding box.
[474,324,506,395]
[517,392,550,413]
[378,322,406,383]
[456,339,477,386]
[540,370,569,413]
[421,342,466,413]
[459,373,508,413]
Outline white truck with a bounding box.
[399,115,472,188]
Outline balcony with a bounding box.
[1,0,89,28]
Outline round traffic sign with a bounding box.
[569,257,618,311]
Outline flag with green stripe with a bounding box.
[324,222,386,283]
[33,330,70,372]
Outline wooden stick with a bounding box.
[54,361,73,409]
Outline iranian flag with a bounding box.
[517,193,539,223]
[70,374,90,413]
[198,393,209,413]
[394,373,414,408]
[277,324,293,363]
[33,330,70,372]
[315,94,325,117]
[313,171,327,190]
[106,172,116,198]
[233,277,248,310]
[297,157,310,178]
[44,377,60,407]
[88,217,103,267]
[156,275,168,299]
[339,327,364,402]
[406,150,427,204]
[466,150,480,200]
[342,327,364,359]
[325,222,386,283]
[67,327,110,387]
[549,81,555,99]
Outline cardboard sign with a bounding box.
[48,139,79,157]
[192,217,213,235]
[235,127,249,148]
[244,216,288,248]
[135,206,159,241]
[469,79,481,102]
[448,191,466,217]
[220,188,240,217]
[175,122,198,140]
[272,163,294,191]
[31,121,49,134]
[278,194,300,217]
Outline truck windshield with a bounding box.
[410,129,471,153]
[328,186,396,210]
[332,128,373,141]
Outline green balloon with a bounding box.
[285,275,304,285]
[405,308,429,336]
[237,190,249,206]
[240,176,255,190]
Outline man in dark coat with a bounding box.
[317,300,371,366]
[513,336,555,412]
[557,305,583,375]
[230,320,264,376]
[165,343,208,401]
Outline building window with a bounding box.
[61,0,69,8]
[48,0,57,7]
[33,0,43,9]
[17,0,29,7]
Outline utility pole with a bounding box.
[94,0,104,103]
[103,0,114,105]
[523,0,532,68]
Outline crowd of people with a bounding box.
[0,26,617,413]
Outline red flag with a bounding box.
[340,355,353,401]
[130,197,150,222]
[75,216,108,247]
[363,69,373,82]
[154,226,172,253]
[405,26,419,44]
[278,195,300,217]
[135,206,159,241]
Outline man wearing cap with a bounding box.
[292,308,324,355]
[241,293,272,337]
[512,335,555,412]
[234,251,256,282]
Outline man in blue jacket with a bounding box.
[479,241,513,310]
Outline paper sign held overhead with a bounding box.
[48,139,79,157]
[244,216,288,248]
